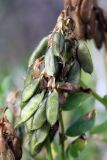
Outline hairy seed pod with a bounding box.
[80,0,94,23]
[67,61,81,84]
[46,89,59,126]
[32,99,47,130]
[28,36,48,68]
[31,123,50,153]
[45,48,58,76]
[52,32,64,56]
[77,40,93,74]
[16,91,45,127]
[21,78,41,103]
[66,110,96,137]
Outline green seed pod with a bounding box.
[77,40,93,74]
[26,116,34,132]
[66,110,96,137]
[52,32,64,56]
[46,89,59,126]
[31,123,50,153]
[21,78,41,103]
[62,40,71,63]
[67,135,87,158]
[20,101,26,109]
[45,48,58,76]
[32,99,47,130]
[67,61,81,84]
[28,36,48,68]
[16,91,45,127]
[24,68,32,86]
[31,143,43,156]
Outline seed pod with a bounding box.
[26,116,34,132]
[77,40,93,74]
[66,110,96,137]
[31,143,43,156]
[67,61,81,84]
[16,91,45,127]
[24,68,32,86]
[52,32,64,56]
[31,123,50,153]
[62,40,71,63]
[20,101,26,109]
[21,78,41,103]
[28,36,48,68]
[66,135,87,158]
[46,89,59,126]
[32,99,47,130]
[45,48,58,76]
[80,0,94,23]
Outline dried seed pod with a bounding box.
[45,48,58,76]
[67,60,81,84]
[21,78,41,103]
[0,124,8,156]
[66,110,96,137]
[77,40,93,74]
[12,137,22,160]
[28,36,48,68]
[52,32,64,56]
[80,0,94,23]
[32,99,47,130]
[46,89,59,126]
[16,91,45,127]
[31,123,50,153]
[71,11,85,39]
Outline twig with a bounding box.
[59,109,66,160]
[46,136,53,160]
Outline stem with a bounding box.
[59,109,66,160]
[46,136,53,160]
[92,90,106,107]
[80,80,107,107]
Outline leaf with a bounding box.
[77,40,93,74]
[66,135,87,158]
[66,110,96,137]
[63,92,91,111]
[67,61,81,85]
[91,119,107,134]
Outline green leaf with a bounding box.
[66,110,96,137]
[66,135,87,158]
[77,40,93,74]
[63,92,91,111]
[91,119,107,134]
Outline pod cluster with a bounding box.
[17,28,94,155]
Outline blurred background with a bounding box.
[0,0,107,160]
